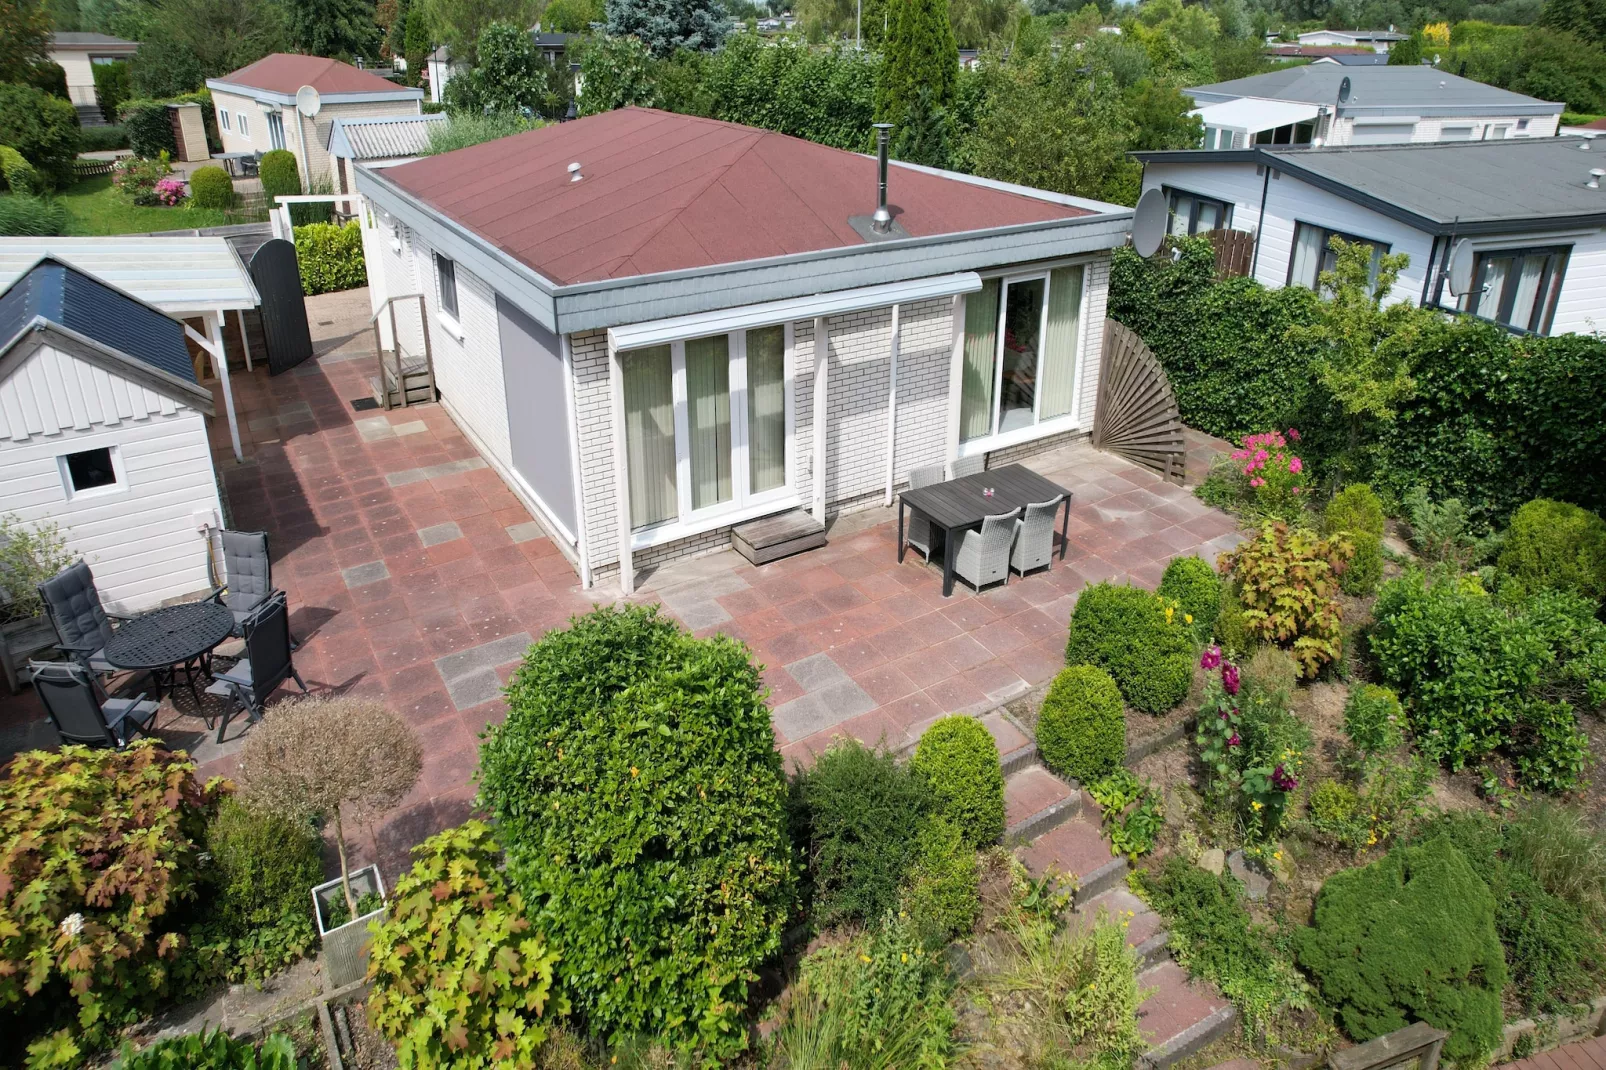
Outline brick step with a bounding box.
[1018,809,1127,905]
[1136,960,1238,1070]
[1004,763,1081,842]
[1203,1060,1260,1070]
[1071,887,1171,971]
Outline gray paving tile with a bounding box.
[277,401,312,417]
[386,457,489,487]
[393,420,427,436]
[434,632,533,711]
[786,651,850,693]
[772,679,876,743]
[506,521,543,544]
[417,521,463,547]
[341,560,389,588]
[673,599,731,631]
[355,416,394,441]
[442,668,504,712]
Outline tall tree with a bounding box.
[604,0,728,56]
[0,0,53,85]
[1539,0,1606,45]
[1387,30,1423,63]
[876,0,957,128]
[130,0,288,88]
[541,0,603,29]
[575,32,658,113]
[420,0,535,64]
[290,0,381,59]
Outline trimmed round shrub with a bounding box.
[911,715,1004,847]
[1158,554,1220,641]
[1325,483,1386,538]
[188,164,233,209]
[1295,837,1507,1066]
[899,816,981,945]
[293,220,368,295]
[1037,664,1126,784]
[1341,530,1384,596]
[1065,583,1194,714]
[478,606,792,1060]
[258,148,301,204]
[0,83,79,189]
[1343,684,1405,758]
[1497,498,1606,605]
[197,797,323,983]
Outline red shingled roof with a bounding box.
[378,108,1093,286]
[215,53,413,96]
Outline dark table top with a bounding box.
[104,601,235,670]
[900,463,1070,531]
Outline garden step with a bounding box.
[1136,960,1238,1070]
[1018,809,1128,905]
[1203,1060,1261,1070]
[981,710,1038,776]
[1070,887,1171,971]
[1004,763,1081,842]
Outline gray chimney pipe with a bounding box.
[872,123,894,233]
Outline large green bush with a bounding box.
[119,100,177,159]
[910,715,1004,847]
[478,606,792,1060]
[1295,837,1507,1065]
[0,84,80,189]
[293,221,367,295]
[1157,555,1220,642]
[188,165,233,210]
[1036,664,1126,784]
[1497,498,1606,605]
[1065,583,1194,714]
[258,149,301,205]
[109,1029,296,1070]
[899,817,981,946]
[801,737,933,928]
[92,62,131,125]
[1325,484,1386,538]
[0,145,40,194]
[78,125,130,152]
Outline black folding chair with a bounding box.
[205,592,307,742]
[37,560,130,677]
[29,660,159,749]
[207,529,298,646]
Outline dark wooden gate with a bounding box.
[1091,321,1187,484]
[249,239,314,376]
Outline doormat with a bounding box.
[350,397,381,412]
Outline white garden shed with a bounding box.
[0,257,224,614]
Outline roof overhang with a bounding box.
[205,78,424,107]
[356,163,1134,336]
[0,237,260,314]
[1192,98,1322,134]
[0,318,215,416]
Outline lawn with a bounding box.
[57,175,229,235]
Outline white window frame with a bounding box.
[434,253,462,338]
[57,444,127,501]
[219,108,231,132]
[956,258,1092,459]
[1288,221,1391,291]
[625,322,798,549]
[236,112,249,138]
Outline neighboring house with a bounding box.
[1264,45,1388,64]
[1560,118,1606,140]
[354,108,1132,593]
[206,54,422,188]
[1134,138,1606,336]
[1295,28,1408,52]
[1312,53,1392,66]
[0,258,222,613]
[326,113,447,192]
[47,32,139,115]
[1188,66,1563,149]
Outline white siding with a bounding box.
[1328,114,1561,145]
[212,90,419,177]
[0,345,221,613]
[1551,228,1606,335]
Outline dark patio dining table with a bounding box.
[897,463,1073,596]
[104,601,236,706]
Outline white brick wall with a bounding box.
[572,328,617,574]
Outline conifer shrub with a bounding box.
[1036,664,1126,784]
[1158,555,1221,642]
[1497,498,1606,605]
[1324,484,1387,539]
[910,715,1004,847]
[1065,583,1194,713]
[899,817,981,945]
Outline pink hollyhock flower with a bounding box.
[1227,733,1241,747]
[1222,663,1240,696]
[1200,646,1222,670]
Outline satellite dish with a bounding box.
[1337,76,1352,104]
[1132,187,1168,258]
[295,85,322,118]
[1447,238,1476,295]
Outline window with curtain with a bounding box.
[685,334,733,510]
[1166,189,1233,237]
[622,345,677,529]
[961,265,1086,444]
[435,254,459,319]
[747,326,786,494]
[1463,246,1569,335]
[1288,223,1388,292]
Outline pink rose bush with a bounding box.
[1231,429,1308,521]
[153,176,186,207]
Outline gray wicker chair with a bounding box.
[904,464,946,562]
[952,508,1021,592]
[1011,496,1065,578]
[950,454,986,478]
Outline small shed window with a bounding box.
[237,113,249,138]
[219,109,231,132]
[435,254,459,320]
[61,446,120,496]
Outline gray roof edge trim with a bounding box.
[1,318,216,415]
[204,80,422,106]
[332,112,446,127]
[553,220,1129,333]
[884,159,1131,213]
[1132,149,1261,164]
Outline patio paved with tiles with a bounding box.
[0,286,1244,881]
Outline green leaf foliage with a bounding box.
[91,61,131,124]
[1295,837,1507,1066]
[1157,554,1221,642]
[119,101,178,159]
[0,194,66,237]
[0,145,40,195]
[257,149,300,204]
[1343,684,1405,760]
[695,34,880,150]
[367,821,566,1069]
[910,715,1004,847]
[899,817,981,946]
[1340,531,1384,597]
[1065,582,1194,713]
[293,221,367,296]
[1324,484,1386,539]
[478,606,792,1060]
[876,0,958,125]
[1036,664,1126,785]
[1497,498,1606,605]
[187,166,233,210]
[0,83,80,189]
[109,1030,296,1070]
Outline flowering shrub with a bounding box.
[112,152,169,206]
[1195,649,1306,844]
[152,176,185,206]
[1220,523,1352,678]
[1232,429,1308,521]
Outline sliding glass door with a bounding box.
[621,326,793,532]
[959,264,1086,445]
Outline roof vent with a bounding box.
[567,161,582,182]
[847,123,910,242]
[1589,168,1605,190]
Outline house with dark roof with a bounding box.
[1295,28,1409,52]
[1135,137,1606,336]
[206,54,423,188]
[354,107,1133,593]
[47,32,139,119]
[0,259,223,612]
[1188,66,1563,149]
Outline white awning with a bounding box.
[0,237,260,314]
[608,271,982,352]
[1192,98,1323,135]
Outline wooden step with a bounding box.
[732,508,826,565]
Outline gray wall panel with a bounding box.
[496,294,577,533]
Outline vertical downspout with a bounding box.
[560,332,591,589]
[883,304,901,505]
[811,316,829,525]
[1250,155,1271,280]
[1419,235,1442,308]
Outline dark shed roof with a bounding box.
[0,258,197,384]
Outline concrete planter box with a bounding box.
[313,865,386,990]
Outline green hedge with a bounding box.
[293,222,367,296]
[0,83,80,189]
[78,124,130,152]
[0,194,67,236]
[119,100,177,159]
[93,61,131,125]
[1037,665,1126,784]
[189,165,233,210]
[1065,583,1194,714]
[258,149,300,202]
[910,715,1004,847]
[0,146,39,194]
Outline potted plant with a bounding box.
[235,694,422,988]
[0,514,74,693]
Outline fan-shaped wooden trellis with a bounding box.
[1090,320,1187,484]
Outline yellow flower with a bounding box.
[901,953,909,963]
[631,766,640,778]
[1185,613,1194,624]
[1251,800,1263,811]
[1165,606,1175,622]
[860,954,873,964]
[1273,851,1282,861]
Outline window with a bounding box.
[1166,189,1232,237]
[1461,246,1569,335]
[60,446,120,496]
[219,109,231,132]
[1441,125,1475,140]
[1252,121,1315,146]
[1486,125,1509,140]
[620,325,792,531]
[266,111,285,150]
[236,112,249,138]
[1204,127,1236,150]
[435,254,459,320]
[959,265,1085,445]
[1288,222,1389,292]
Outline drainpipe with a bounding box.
[1250,155,1271,280]
[883,304,901,506]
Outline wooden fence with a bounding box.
[1091,320,1188,484]
[1204,228,1256,279]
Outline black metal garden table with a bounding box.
[104,601,236,706]
[897,463,1073,597]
